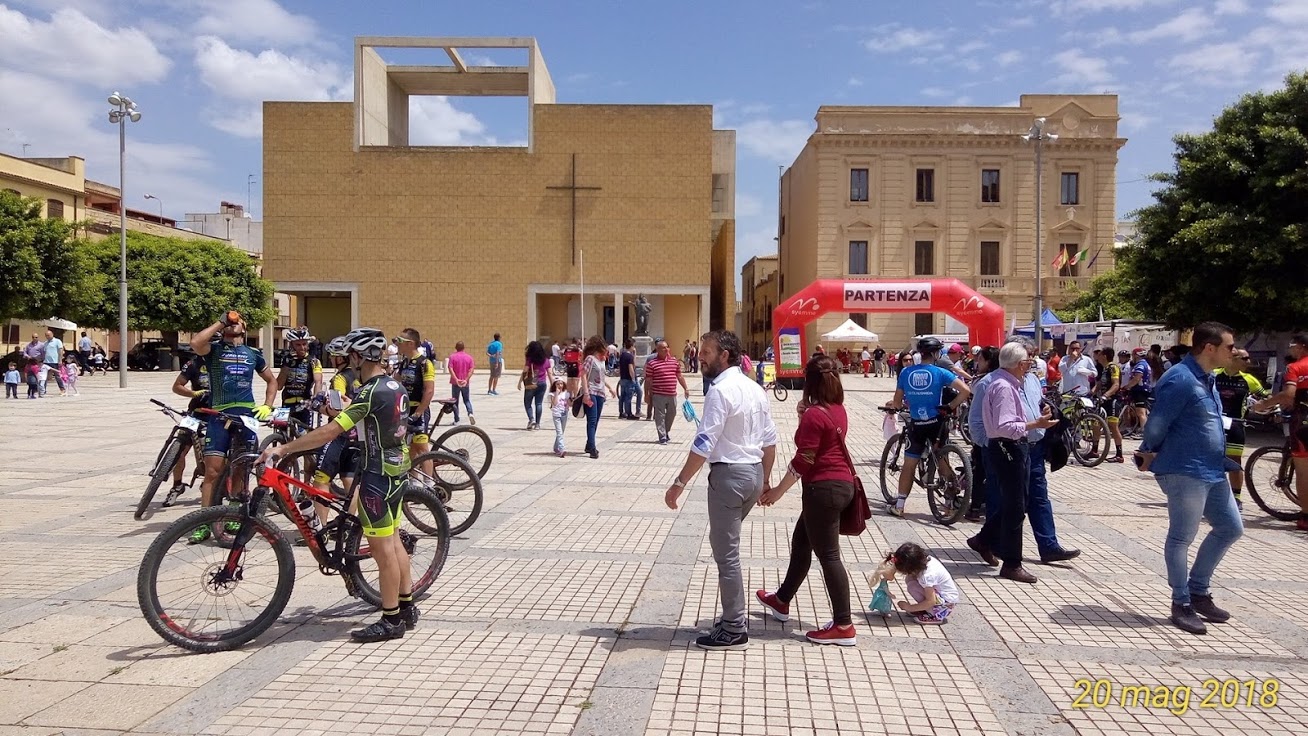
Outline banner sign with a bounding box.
[778,328,803,373]
[842,282,933,310]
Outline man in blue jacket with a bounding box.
[1136,321,1241,635]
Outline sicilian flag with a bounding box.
[1069,245,1090,266]
[1052,248,1069,270]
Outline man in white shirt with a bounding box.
[1059,340,1098,396]
[666,330,778,651]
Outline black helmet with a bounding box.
[917,337,943,354]
[342,328,386,361]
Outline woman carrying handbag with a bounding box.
[757,354,866,646]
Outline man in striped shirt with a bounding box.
[644,340,691,444]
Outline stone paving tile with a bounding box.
[23,682,194,730]
[647,644,1001,735]
[475,514,674,554]
[425,557,648,623]
[1025,659,1308,735]
[695,518,895,566]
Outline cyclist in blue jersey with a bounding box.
[884,337,971,517]
[189,312,278,535]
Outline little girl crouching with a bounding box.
[874,542,960,625]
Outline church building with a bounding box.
[262,37,735,360]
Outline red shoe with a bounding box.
[756,590,789,621]
[805,621,856,646]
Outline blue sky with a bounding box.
[2,0,1305,290]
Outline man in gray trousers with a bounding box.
[666,330,778,650]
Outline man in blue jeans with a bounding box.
[1136,321,1241,635]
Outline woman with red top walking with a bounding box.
[755,354,859,646]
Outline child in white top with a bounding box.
[548,378,571,457]
[61,354,79,396]
[874,542,960,625]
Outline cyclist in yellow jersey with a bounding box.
[1215,348,1266,509]
[1094,348,1125,463]
[276,327,322,427]
[307,336,361,528]
[393,328,437,482]
[260,328,416,643]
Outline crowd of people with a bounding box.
[5,329,110,399]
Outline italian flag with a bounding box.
[1069,245,1089,265]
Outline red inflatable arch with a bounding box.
[771,278,1006,378]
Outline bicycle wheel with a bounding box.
[410,450,484,535]
[1071,413,1110,468]
[137,437,186,521]
[879,433,904,504]
[433,425,492,482]
[1246,446,1301,521]
[345,485,450,608]
[773,383,788,402]
[925,444,972,526]
[137,505,295,653]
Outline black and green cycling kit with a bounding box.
[280,354,322,405]
[334,374,411,537]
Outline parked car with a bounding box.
[123,341,195,371]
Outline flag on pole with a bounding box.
[1087,245,1105,268]
[1069,245,1089,265]
[1052,248,1069,270]
[1098,305,1105,322]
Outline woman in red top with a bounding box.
[756,354,858,646]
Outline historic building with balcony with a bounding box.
[741,255,779,359]
[777,95,1124,349]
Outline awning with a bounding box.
[42,317,77,331]
[821,319,879,343]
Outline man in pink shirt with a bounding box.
[447,341,476,425]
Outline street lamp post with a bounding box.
[107,91,142,388]
[1022,117,1057,349]
[144,193,162,222]
[247,174,257,216]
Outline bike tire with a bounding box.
[433,425,493,482]
[1245,446,1301,521]
[137,505,295,653]
[345,485,450,608]
[137,437,185,521]
[1072,413,1110,468]
[773,384,788,402]
[926,444,972,526]
[879,433,904,504]
[410,450,484,535]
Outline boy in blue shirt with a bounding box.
[4,362,19,399]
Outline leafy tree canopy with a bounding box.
[0,190,104,321]
[1124,71,1308,333]
[75,231,276,332]
[1063,267,1145,322]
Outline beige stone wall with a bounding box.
[740,256,778,357]
[0,154,84,222]
[780,94,1122,351]
[264,101,726,362]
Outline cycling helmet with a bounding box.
[325,336,349,356]
[285,327,310,342]
[916,337,943,354]
[971,345,982,355]
[342,328,387,361]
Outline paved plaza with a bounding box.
[2,372,1307,736]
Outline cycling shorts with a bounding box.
[357,471,406,538]
[1292,423,1308,459]
[1224,420,1246,460]
[904,418,949,460]
[565,362,580,378]
[407,408,431,444]
[1101,396,1122,422]
[204,408,256,458]
[314,435,358,482]
[1129,388,1151,409]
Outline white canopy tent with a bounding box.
[821,319,879,343]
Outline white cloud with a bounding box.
[847,77,863,87]
[1125,8,1216,43]
[0,6,170,87]
[956,40,988,55]
[1052,0,1177,15]
[190,0,319,47]
[920,86,950,98]
[996,50,1024,66]
[736,193,764,218]
[1215,0,1251,14]
[1051,49,1115,89]
[1267,0,1308,24]
[408,97,497,146]
[736,119,812,164]
[1119,111,1159,132]
[863,24,944,53]
[194,36,346,103]
[1169,42,1257,79]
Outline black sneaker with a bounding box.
[695,626,749,651]
[1170,604,1207,635]
[350,618,406,643]
[401,605,420,630]
[1190,594,1230,623]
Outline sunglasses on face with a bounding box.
[392,337,414,344]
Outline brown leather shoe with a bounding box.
[967,536,999,567]
[1000,565,1038,584]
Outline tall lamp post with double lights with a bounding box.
[1022,117,1057,349]
[108,91,141,387]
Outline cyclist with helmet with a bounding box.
[305,336,362,528]
[188,311,278,542]
[884,337,971,517]
[393,328,437,483]
[276,327,322,428]
[260,328,418,643]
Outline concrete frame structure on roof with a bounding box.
[353,36,555,151]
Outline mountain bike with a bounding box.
[404,424,485,535]
[1054,392,1111,468]
[1245,425,1305,521]
[137,450,450,653]
[878,408,972,525]
[137,400,207,520]
[428,397,494,480]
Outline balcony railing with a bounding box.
[977,277,1006,291]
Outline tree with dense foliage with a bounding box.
[0,190,104,321]
[1063,267,1145,321]
[1124,71,1308,333]
[76,232,276,332]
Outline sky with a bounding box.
[2,0,1306,293]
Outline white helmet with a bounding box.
[325,336,349,357]
[342,328,386,361]
[285,327,310,342]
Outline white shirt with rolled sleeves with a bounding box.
[690,366,778,464]
[1059,354,1098,396]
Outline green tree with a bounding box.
[76,232,276,332]
[1062,267,1145,321]
[0,190,104,320]
[1125,71,1308,333]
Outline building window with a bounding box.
[850,168,869,202]
[848,240,869,275]
[979,241,1001,276]
[913,240,935,275]
[2,324,18,344]
[851,313,868,329]
[914,313,934,336]
[46,199,64,219]
[981,169,1001,203]
[915,168,935,202]
[1060,172,1080,205]
[1059,243,1081,277]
